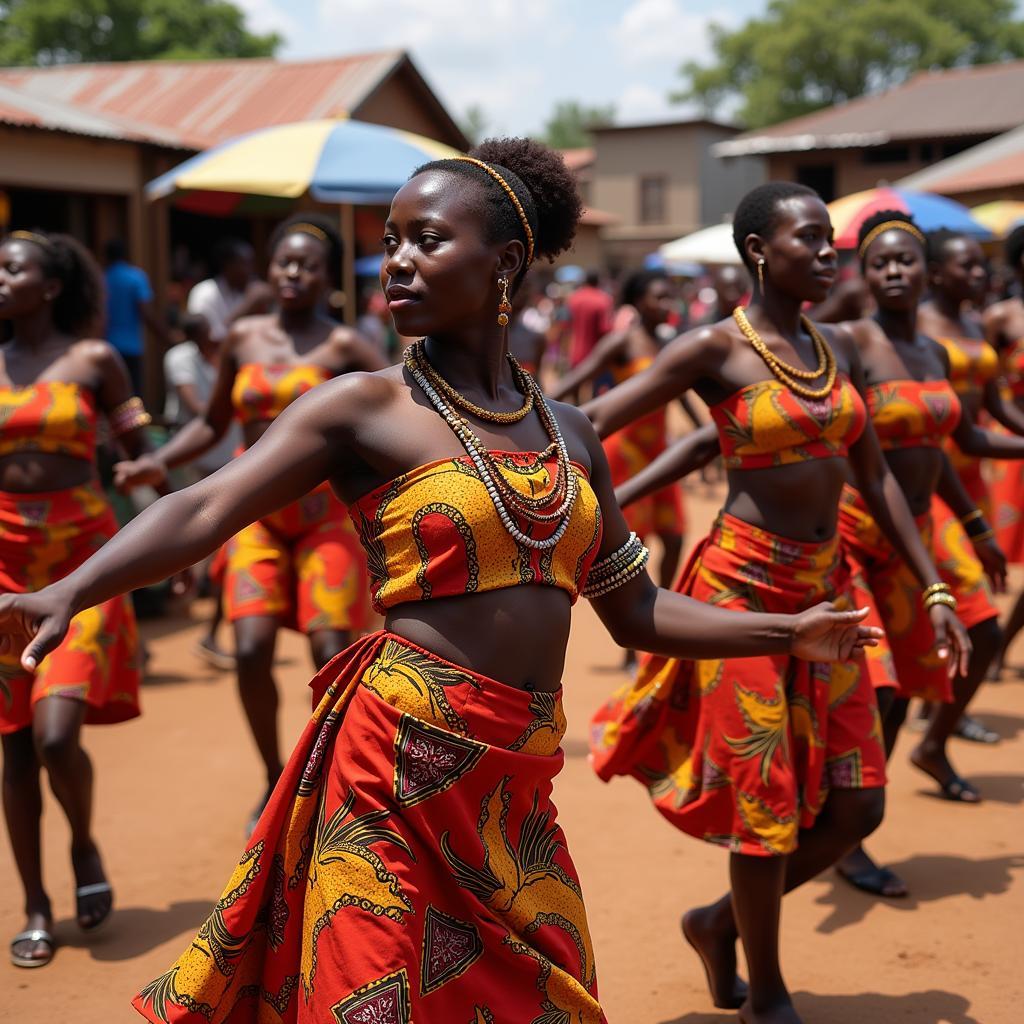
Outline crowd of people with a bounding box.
[0,136,1022,1024]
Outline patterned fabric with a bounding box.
[865,378,961,451]
[349,452,603,614]
[930,496,999,631]
[0,381,98,461]
[133,631,605,1024]
[231,364,331,426]
[603,356,685,540]
[0,482,141,733]
[711,375,867,471]
[990,341,1024,563]
[218,482,369,634]
[590,512,885,857]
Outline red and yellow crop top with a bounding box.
[865,378,961,451]
[231,363,331,426]
[935,336,999,399]
[0,381,98,462]
[349,450,603,613]
[611,355,653,385]
[711,375,867,470]
[1001,339,1024,400]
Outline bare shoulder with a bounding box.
[73,337,123,371]
[546,398,601,463]
[232,313,275,335]
[819,319,860,359]
[303,363,405,426]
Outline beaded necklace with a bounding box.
[417,343,535,423]
[733,307,838,400]
[404,339,579,550]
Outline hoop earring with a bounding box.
[497,277,512,327]
[757,259,766,293]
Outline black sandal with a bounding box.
[954,715,1000,744]
[835,863,908,898]
[938,774,982,802]
[76,882,113,932]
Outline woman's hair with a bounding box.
[269,213,344,280]
[856,209,924,263]
[1004,224,1024,274]
[731,182,819,269]
[3,230,105,337]
[925,227,969,265]
[412,137,582,283]
[621,269,667,309]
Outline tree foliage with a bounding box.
[540,100,615,150]
[0,0,281,65]
[674,0,1024,128]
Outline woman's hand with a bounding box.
[113,453,168,493]
[790,603,883,662]
[971,536,1007,594]
[0,587,75,672]
[928,603,972,678]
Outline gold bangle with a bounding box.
[970,529,995,543]
[921,582,952,601]
[924,592,958,612]
[960,509,985,526]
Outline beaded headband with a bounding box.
[284,222,329,244]
[7,230,54,252]
[452,156,535,265]
[858,220,926,259]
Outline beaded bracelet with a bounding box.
[109,396,152,437]
[582,547,650,598]
[582,533,650,598]
[586,532,642,582]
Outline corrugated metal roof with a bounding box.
[898,125,1024,195]
[716,61,1024,157]
[0,51,405,150]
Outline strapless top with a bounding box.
[0,381,97,461]
[711,375,867,470]
[865,378,961,451]
[935,336,999,399]
[349,450,603,613]
[1001,339,1024,400]
[231,363,331,426]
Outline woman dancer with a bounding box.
[985,225,1024,676]
[116,216,384,827]
[551,270,685,588]
[832,213,1024,895]
[0,143,879,1023]
[0,231,150,967]
[585,183,968,1024]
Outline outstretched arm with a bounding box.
[615,424,719,509]
[548,331,627,402]
[0,375,370,670]
[982,376,1024,436]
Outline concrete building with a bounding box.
[715,61,1024,202]
[586,118,765,271]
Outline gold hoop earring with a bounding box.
[497,277,512,327]
[757,259,766,293]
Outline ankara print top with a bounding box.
[864,378,961,451]
[349,451,603,613]
[1000,337,1024,400]
[0,381,98,462]
[935,336,999,400]
[231,363,331,427]
[710,375,867,471]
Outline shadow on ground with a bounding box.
[661,988,979,1024]
[51,900,213,961]
[812,852,1024,933]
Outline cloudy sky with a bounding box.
[235,0,767,135]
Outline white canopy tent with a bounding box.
[659,222,741,267]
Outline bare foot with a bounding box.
[835,845,908,898]
[682,906,749,1009]
[738,995,803,1023]
[909,743,981,803]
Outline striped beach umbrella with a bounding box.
[145,117,462,214]
[827,187,993,250]
[971,201,1024,239]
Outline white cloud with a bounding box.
[616,83,676,124]
[233,0,301,40]
[614,0,729,66]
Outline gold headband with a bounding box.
[452,155,535,265]
[285,222,329,244]
[858,220,926,259]
[8,230,53,251]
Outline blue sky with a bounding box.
[235,0,767,135]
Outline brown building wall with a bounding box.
[354,71,462,148]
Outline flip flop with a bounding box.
[76,882,113,932]
[10,929,56,968]
[835,863,908,898]
[937,775,981,803]
[954,715,1000,745]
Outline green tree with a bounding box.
[0,0,281,65]
[674,0,1024,128]
[459,104,489,147]
[540,100,615,150]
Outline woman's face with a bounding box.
[0,240,54,321]
[268,233,328,310]
[862,229,926,312]
[749,195,837,303]
[381,171,519,338]
[930,237,987,305]
[637,278,673,326]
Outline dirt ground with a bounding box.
[2,479,1023,1023]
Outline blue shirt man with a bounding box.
[104,240,156,393]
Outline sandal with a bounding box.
[10,929,56,968]
[835,863,908,898]
[937,775,982,802]
[953,715,1000,745]
[76,882,113,932]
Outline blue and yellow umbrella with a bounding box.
[145,117,462,214]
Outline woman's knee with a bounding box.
[828,786,885,844]
[970,617,1002,664]
[2,729,38,784]
[309,630,349,671]
[31,723,80,772]
[233,623,277,672]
